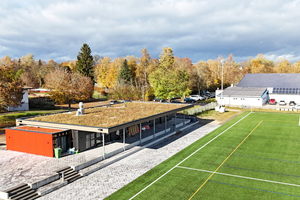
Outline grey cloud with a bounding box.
[1,0,300,63]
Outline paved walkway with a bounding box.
[38,122,220,200]
[0,117,189,192]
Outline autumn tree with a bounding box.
[136,48,151,87]
[274,58,291,73]
[126,55,137,81]
[95,57,111,88]
[195,61,212,94]
[75,43,94,82]
[248,54,274,73]
[45,68,93,111]
[105,57,124,88]
[0,65,24,112]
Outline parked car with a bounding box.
[279,100,286,106]
[289,101,296,106]
[269,98,276,105]
[122,100,132,103]
[292,104,300,110]
[110,100,120,105]
[153,97,165,102]
[171,100,182,103]
[209,93,215,98]
[189,95,204,101]
[184,98,196,103]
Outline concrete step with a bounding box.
[9,186,32,199]
[27,194,40,200]
[7,185,30,196]
[65,174,81,183]
[10,189,36,200]
[19,191,39,200]
[63,171,78,179]
[55,166,72,174]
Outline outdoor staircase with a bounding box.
[6,183,39,200]
[57,167,82,183]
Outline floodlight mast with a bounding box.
[221,59,226,106]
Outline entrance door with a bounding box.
[56,136,67,152]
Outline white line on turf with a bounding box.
[176,166,300,188]
[129,112,252,200]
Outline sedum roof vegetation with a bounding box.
[32,102,186,128]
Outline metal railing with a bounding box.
[185,102,218,115]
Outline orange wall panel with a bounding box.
[5,129,54,157]
[5,129,14,150]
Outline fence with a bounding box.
[185,102,218,115]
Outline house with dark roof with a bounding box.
[217,73,300,106]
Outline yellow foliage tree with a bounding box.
[95,57,111,87]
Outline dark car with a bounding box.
[171,100,182,103]
[110,100,120,105]
[289,101,296,106]
[153,97,165,102]
[184,98,196,103]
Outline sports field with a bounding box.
[106,112,300,199]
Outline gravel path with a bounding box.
[39,123,220,200]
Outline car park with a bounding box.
[289,101,296,106]
[184,98,196,103]
[269,98,276,105]
[279,100,286,106]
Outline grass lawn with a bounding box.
[196,109,240,122]
[0,110,63,128]
[106,111,300,200]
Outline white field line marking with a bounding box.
[177,166,300,188]
[129,112,252,200]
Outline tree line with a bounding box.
[1,43,300,112]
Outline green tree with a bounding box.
[117,59,132,84]
[159,47,174,69]
[75,43,94,82]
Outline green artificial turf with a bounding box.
[106,112,300,200]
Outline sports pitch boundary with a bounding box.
[129,112,253,200]
[188,120,263,199]
[176,166,300,188]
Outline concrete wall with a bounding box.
[217,96,263,107]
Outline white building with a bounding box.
[8,87,31,111]
[216,87,268,107]
[217,73,300,107]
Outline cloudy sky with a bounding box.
[1,0,300,63]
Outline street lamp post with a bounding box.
[221,59,225,106]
